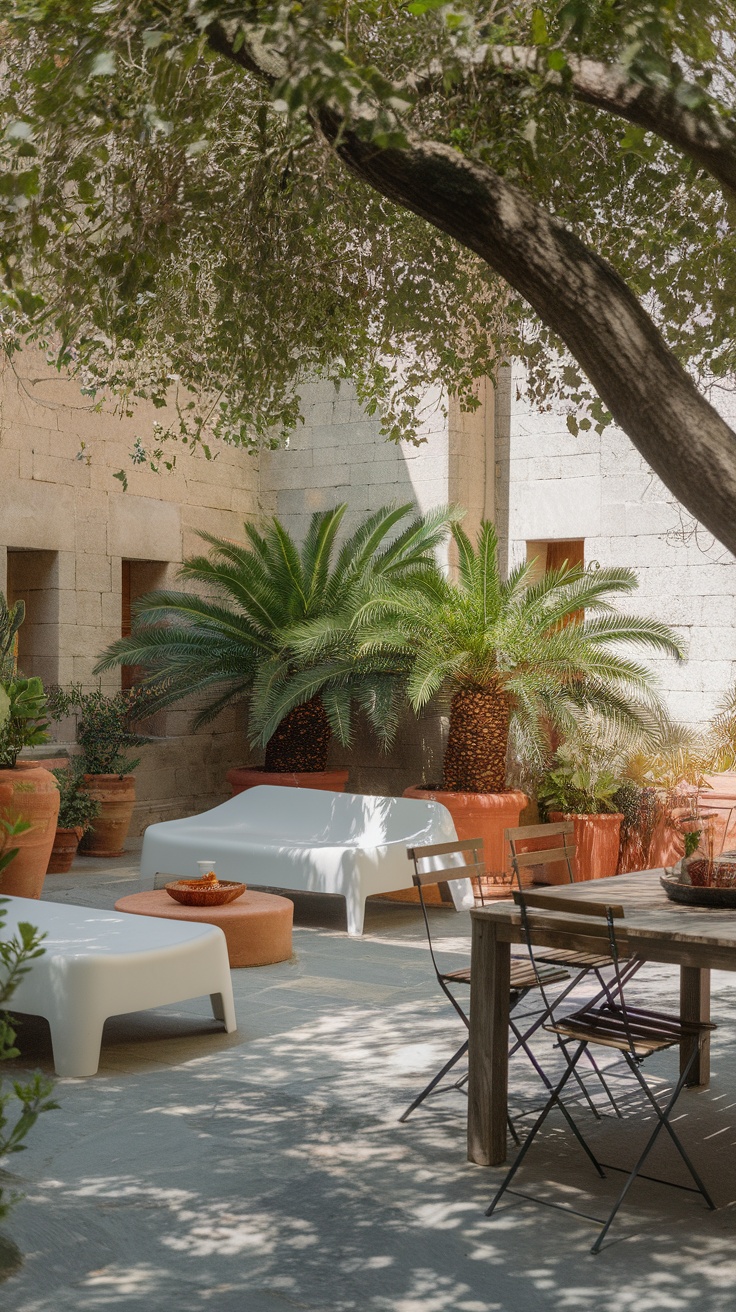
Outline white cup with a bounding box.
[197,861,216,879]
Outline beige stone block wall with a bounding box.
[0,348,263,828]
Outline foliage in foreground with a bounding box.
[0,898,57,1225]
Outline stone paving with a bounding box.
[2,850,736,1310]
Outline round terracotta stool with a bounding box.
[114,889,293,967]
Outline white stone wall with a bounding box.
[499,364,736,728]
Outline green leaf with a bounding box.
[531,8,548,44]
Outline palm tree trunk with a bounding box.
[442,685,510,793]
[263,696,331,773]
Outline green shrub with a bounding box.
[51,765,101,833]
[0,897,58,1224]
[47,685,148,777]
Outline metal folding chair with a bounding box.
[398,837,571,1127]
[507,822,644,1117]
[486,887,717,1253]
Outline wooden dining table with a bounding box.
[466,869,736,1166]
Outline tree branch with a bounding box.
[205,22,736,556]
[488,47,736,200]
[329,122,736,557]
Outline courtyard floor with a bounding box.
[2,851,736,1311]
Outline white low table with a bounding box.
[3,895,236,1077]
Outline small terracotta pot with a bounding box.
[227,767,349,797]
[547,811,623,882]
[79,775,136,857]
[396,785,528,902]
[0,764,60,898]
[46,826,84,875]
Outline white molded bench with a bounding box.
[141,786,471,936]
[4,895,236,1077]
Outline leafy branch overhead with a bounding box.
[0,3,736,547]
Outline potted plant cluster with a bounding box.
[95,502,455,794]
[47,685,147,858]
[0,594,59,899]
[274,521,682,888]
[538,737,626,882]
[47,764,101,873]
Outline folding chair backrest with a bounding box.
[506,821,576,887]
[512,885,633,1038]
[407,838,485,978]
[407,838,485,889]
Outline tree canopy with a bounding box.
[0,2,735,545]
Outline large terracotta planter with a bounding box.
[46,826,84,875]
[397,786,528,901]
[545,811,623,883]
[0,764,60,898]
[79,775,136,857]
[227,767,349,797]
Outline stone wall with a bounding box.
[259,376,495,790]
[0,349,261,831]
[8,340,729,826]
[498,364,736,727]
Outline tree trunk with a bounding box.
[442,685,511,793]
[263,695,331,773]
[210,26,736,558]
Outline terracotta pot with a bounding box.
[79,775,136,857]
[546,812,623,882]
[0,764,60,898]
[46,826,84,875]
[227,767,349,797]
[396,786,528,902]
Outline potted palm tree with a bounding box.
[291,521,681,882]
[94,503,455,794]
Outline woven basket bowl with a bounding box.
[165,879,246,907]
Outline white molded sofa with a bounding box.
[4,895,236,1077]
[141,786,471,935]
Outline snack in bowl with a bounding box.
[165,877,246,907]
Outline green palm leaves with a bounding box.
[94,503,457,755]
[288,520,683,788]
[95,510,682,789]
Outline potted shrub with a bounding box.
[94,503,455,795]
[47,765,101,873]
[0,595,59,898]
[538,738,626,882]
[47,685,146,858]
[284,521,681,887]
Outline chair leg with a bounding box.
[591,1046,714,1255]
[579,1046,623,1118]
[486,1042,598,1218]
[511,970,622,1119]
[398,1039,469,1122]
[625,1047,715,1208]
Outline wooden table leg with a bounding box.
[680,965,710,1086]
[467,916,510,1166]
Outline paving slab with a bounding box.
[1,851,736,1310]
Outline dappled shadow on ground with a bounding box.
[4,904,736,1310]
